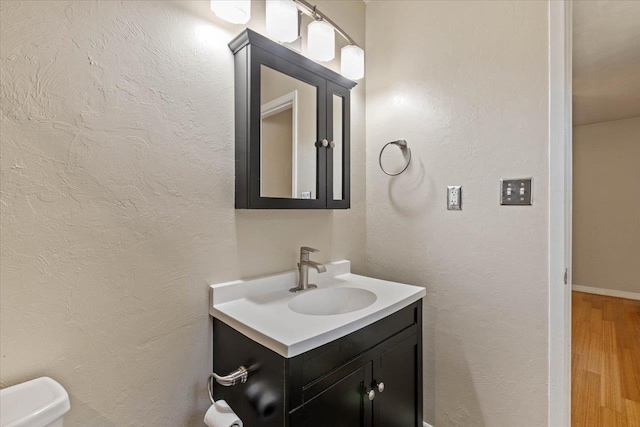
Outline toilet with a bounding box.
[0,377,70,427]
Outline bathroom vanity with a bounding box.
[209,261,425,426]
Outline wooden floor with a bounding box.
[572,291,640,426]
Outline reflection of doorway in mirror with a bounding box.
[260,91,298,198]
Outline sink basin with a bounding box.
[210,260,426,357]
[288,287,377,316]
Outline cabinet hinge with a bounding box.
[564,269,568,285]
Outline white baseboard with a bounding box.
[572,285,640,301]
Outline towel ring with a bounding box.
[379,139,411,176]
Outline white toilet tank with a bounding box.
[0,377,70,427]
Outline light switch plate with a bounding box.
[500,178,532,205]
[447,186,462,210]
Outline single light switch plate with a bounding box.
[500,178,533,205]
[447,186,462,210]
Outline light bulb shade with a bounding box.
[340,45,365,80]
[210,0,250,24]
[307,20,335,62]
[266,0,298,42]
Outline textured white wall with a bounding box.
[0,1,365,425]
[365,2,549,425]
[573,117,640,294]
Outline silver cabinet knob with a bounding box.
[321,139,329,147]
[329,140,335,148]
[367,389,375,401]
[377,382,385,393]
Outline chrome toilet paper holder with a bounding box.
[208,366,250,404]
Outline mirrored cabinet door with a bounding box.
[332,95,343,201]
[327,82,350,208]
[247,47,327,209]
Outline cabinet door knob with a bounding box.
[329,140,335,148]
[321,139,329,147]
[377,382,385,393]
[367,389,375,401]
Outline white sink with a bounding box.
[210,260,426,357]
[288,287,377,315]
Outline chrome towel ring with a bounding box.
[379,139,411,176]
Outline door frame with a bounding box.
[548,0,572,425]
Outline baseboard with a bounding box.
[572,285,640,301]
[424,422,434,427]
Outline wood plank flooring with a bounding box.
[572,291,640,426]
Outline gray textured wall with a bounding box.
[0,1,366,425]
[365,2,549,425]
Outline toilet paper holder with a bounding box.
[208,366,250,403]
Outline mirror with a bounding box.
[332,94,343,200]
[260,65,317,199]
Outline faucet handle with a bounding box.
[300,246,319,254]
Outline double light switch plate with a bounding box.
[500,178,532,205]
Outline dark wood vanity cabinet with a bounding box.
[212,300,423,427]
[229,29,356,209]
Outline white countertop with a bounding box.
[209,261,425,358]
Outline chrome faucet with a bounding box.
[290,247,326,293]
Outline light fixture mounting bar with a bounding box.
[292,0,359,47]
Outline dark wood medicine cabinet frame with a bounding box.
[229,29,356,209]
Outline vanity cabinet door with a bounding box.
[292,362,373,427]
[373,334,421,427]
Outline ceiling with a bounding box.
[573,1,640,126]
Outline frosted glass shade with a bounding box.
[266,0,298,42]
[341,45,365,80]
[210,0,250,24]
[307,20,335,62]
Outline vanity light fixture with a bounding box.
[292,0,364,78]
[307,20,335,62]
[340,45,364,80]
[210,0,250,24]
[266,0,299,43]
[212,0,365,79]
